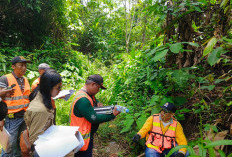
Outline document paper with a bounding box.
[34,125,84,157]
[0,127,10,151]
[52,90,75,101]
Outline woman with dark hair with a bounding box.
[24,69,62,155]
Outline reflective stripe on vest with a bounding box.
[7,103,29,109]
[146,114,177,153]
[69,90,94,151]
[81,132,91,140]
[3,73,30,114]
[5,95,29,101]
[146,144,160,150]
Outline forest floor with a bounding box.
[93,134,130,157]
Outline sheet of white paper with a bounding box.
[35,135,79,157]
[34,125,83,157]
[34,125,79,145]
[53,90,71,99]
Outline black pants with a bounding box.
[74,136,94,157]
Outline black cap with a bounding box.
[11,56,31,65]
[161,102,176,113]
[87,74,106,89]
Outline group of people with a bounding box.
[0,56,188,157]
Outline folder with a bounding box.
[0,127,10,151]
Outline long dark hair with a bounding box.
[29,69,62,110]
[0,101,8,121]
[40,69,62,110]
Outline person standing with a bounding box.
[69,74,120,157]
[31,63,50,91]
[132,102,188,157]
[24,69,62,156]
[0,56,31,157]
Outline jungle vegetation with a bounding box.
[0,0,231,156]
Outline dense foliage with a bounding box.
[0,0,231,156]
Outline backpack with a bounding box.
[20,129,32,157]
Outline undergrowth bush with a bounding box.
[0,40,231,156]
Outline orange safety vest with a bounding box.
[31,77,40,91]
[3,73,30,114]
[69,90,95,151]
[146,114,177,153]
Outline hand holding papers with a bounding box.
[0,127,10,151]
[34,125,84,157]
[53,90,75,101]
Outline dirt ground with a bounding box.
[93,134,130,157]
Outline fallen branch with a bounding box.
[137,152,145,157]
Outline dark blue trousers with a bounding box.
[74,136,94,157]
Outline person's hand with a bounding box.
[175,152,185,157]
[0,120,5,131]
[97,102,103,107]
[112,106,120,116]
[0,88,14,98]
[132,134,141,143]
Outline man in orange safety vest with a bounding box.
[0,56,31,156]
[70,74,120,157]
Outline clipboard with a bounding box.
[0,127,10,151]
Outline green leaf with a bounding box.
[173,97,187,106]
[170,43,182,54]
[166,145,196,157]
[175,114,185,120]
[208,147,216,157]
[120,118,134,133]
[179,108,191,112]
[211,125,218,132]
[194,108,202,114]
[226,101,232,106]
[200,85,215,91]
[224,5,230,13]
[217,150,226,157]
[207,47,226,66]
[152,49,168,62]
[194,6,202,12]
[151,107,160,115]
[198,143,207,157]
[204,124,211,131]
[136,115,147,129]
[150,95,160,105]
[220,0,229,8]
[204,140,232,148]
[147,46,166,56]
[134,113,141,118]
[228,152,232,157]
[214,79,224,84]
[182,42,199,47]
[203,37,217,56]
